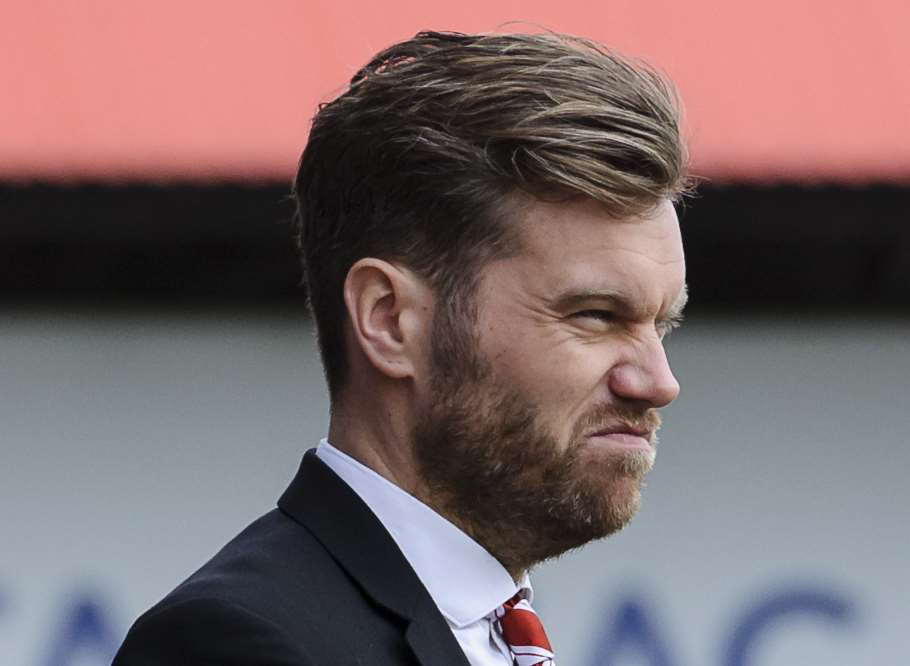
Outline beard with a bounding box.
[413,316,661,575]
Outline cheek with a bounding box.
[491,338,617,430]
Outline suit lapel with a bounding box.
[405,594,477,666]
[278,451,471,666]
[405,594,478,666]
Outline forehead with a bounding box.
[505,197,686,306]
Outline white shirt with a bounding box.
[315,439,531,666]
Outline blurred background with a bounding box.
[2,2,908,665]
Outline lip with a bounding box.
[590,423,651,438]
[588,426,653,450]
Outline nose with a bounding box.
[608,337,680,408]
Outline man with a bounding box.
[113,30,689,666]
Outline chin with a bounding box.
[608,477,644,522]
[572,457,648,536]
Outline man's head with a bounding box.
[414,197,686,573]
[293,30,689,572]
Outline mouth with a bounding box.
[588,424,653,450]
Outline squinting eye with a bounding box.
[574,310,615,323]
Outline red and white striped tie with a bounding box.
[495,594,556,666]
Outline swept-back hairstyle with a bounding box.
[293,31,689,398]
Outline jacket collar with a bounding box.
[278,450,471,666]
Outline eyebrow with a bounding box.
[550,282,689,323]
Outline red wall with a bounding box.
[3,0,909,182]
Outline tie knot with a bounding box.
[496,594,555,666]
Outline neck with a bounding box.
[411,490,534,582]
[327,392,425,498]
[328,402,532,582]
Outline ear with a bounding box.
[343,258,431,381]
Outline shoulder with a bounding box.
[112,596,316,666]
[114,508,368,665]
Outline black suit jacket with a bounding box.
[112,451,472,666]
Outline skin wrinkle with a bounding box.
[405,198,684,578]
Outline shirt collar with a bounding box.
[315,439,531,627]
